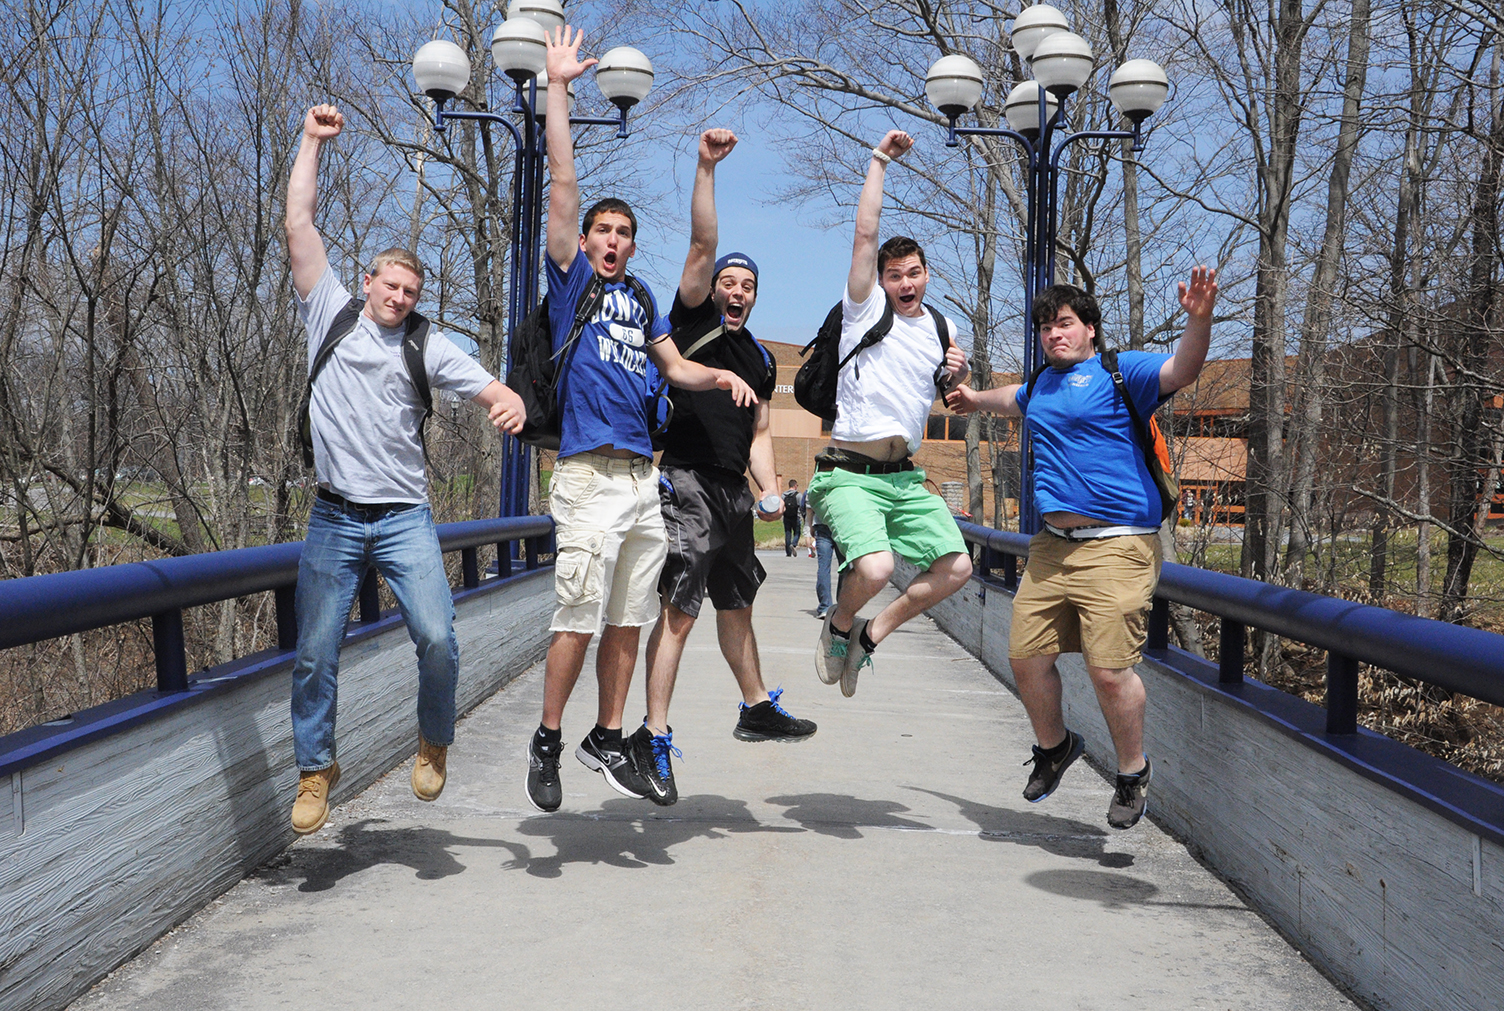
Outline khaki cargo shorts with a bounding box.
[549,452,667,634]
[1009,530,1162,669]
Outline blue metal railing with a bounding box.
[957,520,1504,725]
[0,515,554,776]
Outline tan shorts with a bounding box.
[1009,530,1162,669]
[549,452,667,634]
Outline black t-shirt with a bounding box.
[659,290,777,474]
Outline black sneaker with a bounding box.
[734,687,817,742]
[576,732,650,799]
[525,733,562,812]
[1108,757,1152,829]
[628,724,680,806]
[1023,729,1085,803]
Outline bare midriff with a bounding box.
[1042,510,1114,529]
[580,444,644,460]
[830,435,910,463]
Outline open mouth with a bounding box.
[724,302,745,322]
[602,251,619,271]
[898,292,917,305]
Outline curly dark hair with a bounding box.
[1032,284,1103,348]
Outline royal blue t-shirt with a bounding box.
[1014,351,1171,527]
[546,253,671,460]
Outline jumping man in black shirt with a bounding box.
[629,129,817,805]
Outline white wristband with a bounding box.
[871,147,892,164]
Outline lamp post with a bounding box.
[412,3,654,523]
[925,4,1167,533]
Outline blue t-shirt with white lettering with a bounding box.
[1014,351,1171,527]
[546,253,671,460]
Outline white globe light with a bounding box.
[925,54,985,116]
[492,17,547,81]
[413,40,472,101]
[1109,59,1169,122]
[1030,30,1094,96]
[530,68,576,116]
[596,46,654,109]
[1003,82,1060,134]
[506,0,565,35]
[1012,4,1069,61]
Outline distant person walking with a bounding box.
[783,479,803,556]
[283,103,527,835]
[806,494,835,619]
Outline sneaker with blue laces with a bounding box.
[627,724,680,806]
[816,613,848,685]
[734,687,818,742]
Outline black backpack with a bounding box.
[506,273,671,451]
[299,298,431,467]
[1021,349,1179,523]
[794,298,951,421]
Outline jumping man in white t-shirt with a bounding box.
[807,129,973,698]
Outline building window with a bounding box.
[926,415,948,441]
[948,416,967,440]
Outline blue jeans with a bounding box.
[813,524,835,614]
[291,499,458,771]
[784,520,802,556]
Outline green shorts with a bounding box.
[807,467,967,570]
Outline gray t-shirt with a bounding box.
[297,267,495,504]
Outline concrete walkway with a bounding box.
[73,553,1357,1011]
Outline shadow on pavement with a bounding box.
[905,786,1135,868]
[764,792,935,838]
[505,793,802,879]
[256,819,520,893]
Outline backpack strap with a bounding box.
[925,304,956,391]
[836,297,895,380]
[1101,349,1151,444]
[1018,362,1051,414]
[683,323,725,360]
[400,311,433,463]
[551,275,609,401]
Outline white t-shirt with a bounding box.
[297,267,496,504]
[831,284,960,455]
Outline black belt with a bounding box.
[814,448,914,475]
[316,488,415,515]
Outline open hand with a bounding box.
[1178,265,1218,320]
[717,370,758,407]
[545,25,596,84]
[700,128,737,164]
[304,104,343,141]
[876,129,914,160]
[945,384,980,415]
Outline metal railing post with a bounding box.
[525,535,540,570]
[496,542,512,579]
[152,609,188,693]
[358,570,380,624]
[274,585,298,650]
[1002,553,1018,592]
[461,547,480,589]
[1326,653,1360,735]
[1147,597,1170,651]
[1219,620,1245,684]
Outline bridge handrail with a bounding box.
[0,514,555,694]
[955,520,1504,716]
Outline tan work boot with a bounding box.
[412,737,447,802]
[291,761,341,835]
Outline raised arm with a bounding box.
[1159,266,1219,395]
[678,129,737,306]
[646,336,757,406]
[847,129,913,303]
[285,105,343,299]
[544,26,597,272]
[947,382,1022,418]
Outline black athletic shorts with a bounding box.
[657,464,766,618]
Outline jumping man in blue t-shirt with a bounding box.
[523,26,759,814]
[947,270,1218,829]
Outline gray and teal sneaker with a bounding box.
[1107,757,1152,829]
[816,613,848,685]
[841,617,873,698]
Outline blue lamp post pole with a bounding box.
[412,8,655,525]
[924,6,1168,534]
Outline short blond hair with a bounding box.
[365,247,425,286]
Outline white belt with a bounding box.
[1044,522,1159,541]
